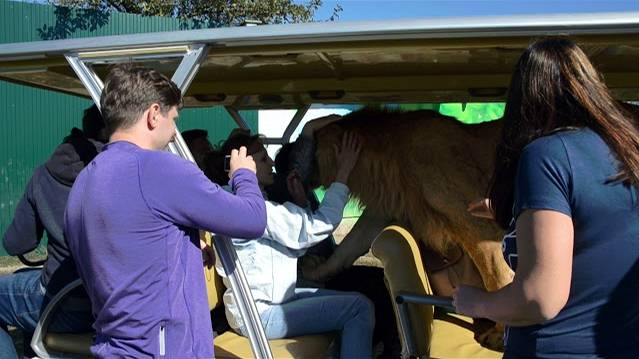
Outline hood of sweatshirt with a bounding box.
[44,127,104,186]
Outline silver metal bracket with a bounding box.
[65,55,104,110]
[282,104,311,143]
[225,106,252,130]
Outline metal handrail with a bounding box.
[215,235,274,359]
[394,292,456,359]
[31,279,86,359]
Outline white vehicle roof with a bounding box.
[1,12,639,108]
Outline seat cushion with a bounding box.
[430,313,501,359]
[45,331,335,359]
[215,331,336,359]
[45,332,93,357]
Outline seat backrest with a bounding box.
[371,225,434,358]
[200,230,226,310]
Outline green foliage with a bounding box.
[314,188,364,218]
[438,102,505,124]
[50,0,342,30]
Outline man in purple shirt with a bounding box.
[65,65,266,358]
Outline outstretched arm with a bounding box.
[141,148,267,239]
[302,208,391,281]
[3,177,43,255]
[453,209,573,326]
[265,132,362,250]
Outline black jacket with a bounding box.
[2,128,103,295]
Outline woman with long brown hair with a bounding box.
[455,38,639,358]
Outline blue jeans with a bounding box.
[243,288,375,358]
[0,269,93,359]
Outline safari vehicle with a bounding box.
[1,11,639,359]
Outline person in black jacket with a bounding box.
[0,105,106,359]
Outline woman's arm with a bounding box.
[265,132,361,250]
[264,182,349,250]
[453,209,573,326]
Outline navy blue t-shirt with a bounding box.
[502,128,639,359]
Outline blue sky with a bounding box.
[313,0,639,21]
[23,0,639,21]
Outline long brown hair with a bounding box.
[488,37,639,229]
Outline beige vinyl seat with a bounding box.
[371,225,502,359]
[38,231,335,358]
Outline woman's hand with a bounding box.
[229,146,256,178]
[452,284,487,318]
[334,132,362,184]
[467,198,495,220]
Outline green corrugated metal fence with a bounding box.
[0,0,257,256]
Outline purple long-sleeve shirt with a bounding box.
[64,141,266,358]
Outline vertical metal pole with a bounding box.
[171,44,208,94]
[65,55,104,109]
[172,46,273,359]
[170,44,208,163]
[225,106,251,130]
[395,298,418,358]
[216,236,274,359]
[281,104,311,143]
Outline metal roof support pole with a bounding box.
[225,106,251,130]
[227,105,310,145]
[218,106,274,359]
[63,47,273,359]
[171,44,207,93]
[282,104,311,143]
[168,44,208,162]
[172,45,273,359]
[215,235,274,359]
[262,137,284,145]
[65,54,104,110]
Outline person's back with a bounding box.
[65,65,266,358]
[4,128,103,294]
[505,128,639,358]
[452,38,639,359]
[68,143,247,357]
[1,108,105,359]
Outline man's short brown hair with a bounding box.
[100,64,183,136]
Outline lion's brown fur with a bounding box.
[315,109,513,292]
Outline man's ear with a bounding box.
[146,104,161,130]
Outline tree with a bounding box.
[49,0,342,29]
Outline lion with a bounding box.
[304,108,514,350]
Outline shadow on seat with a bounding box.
[35,231,335,358]
[371,225,501,359]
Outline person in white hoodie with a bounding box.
[207,127,375,358]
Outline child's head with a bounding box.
[203,129,274,187]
